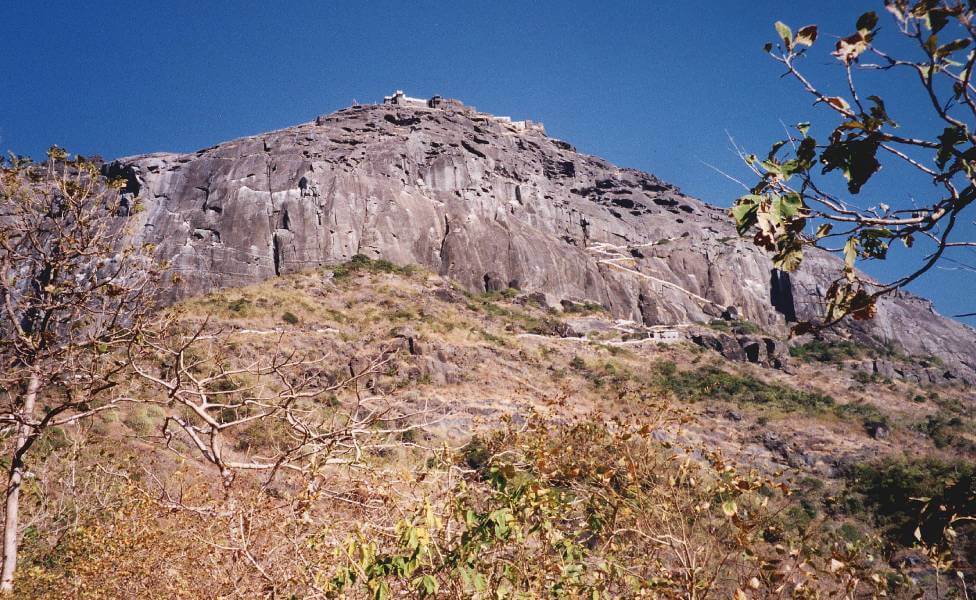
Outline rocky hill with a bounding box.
[104,94,976,382]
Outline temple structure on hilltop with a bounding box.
[382,90,545,133]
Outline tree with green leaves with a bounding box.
[732,1,976,331]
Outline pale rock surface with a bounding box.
[104,99,976,381]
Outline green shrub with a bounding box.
[652,363,834,413]
[462,436,492,473]
[479,329,507,346]
[35,427,71,459]
[708,319,760,334]
[844,458,976,547]
[933,394,966,415]
[227,297,253,315]
[834,401,889,429]
[281,311,300,325]
[789,339,864,363]
[707,319,730,332]
[331,254,415,280]
[233,418,293,452]
[561,300,606,314]
[914,411,974,451]
[734,320,761,334]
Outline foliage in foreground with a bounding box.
[843,457,976,550]
[733,1,976,329]
[17,415,953,599]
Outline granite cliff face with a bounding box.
[105,97,976,381]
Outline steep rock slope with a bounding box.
[106,98,976,380]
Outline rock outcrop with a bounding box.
[105,96,976,381]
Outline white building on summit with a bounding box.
[382,90,546,134]
[382,90,428,107]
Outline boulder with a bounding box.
[760,432,813,468]
[738,336,768,365]
[873,359,896,379]
[864,421,890,440]
[483,272,507,293]
[692,332,745,362]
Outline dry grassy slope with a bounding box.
[169,261,974,481]
[14,260,976,598]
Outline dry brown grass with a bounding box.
[6,264,973,597]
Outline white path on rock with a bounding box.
[586,241,722,309]
[233,327,339,336]
[515,332,683,346]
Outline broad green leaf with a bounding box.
[867,95,896,127]
[732,196,762,236]
[722,500,737,517]
[773,193,803,219]
[859,230,890,259]
[797,137,817,167]
[860,227,895,239]
[922,7,951,33]
[474,572,488,592]
[773,242,804,272]
[415,574,438,596]
[820,138,880,193]
[767,139,789,160]
[760,159,784,176]
[779,159,802,177]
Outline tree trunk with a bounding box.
[0,372,40,594]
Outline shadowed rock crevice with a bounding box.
[770,269,797,323]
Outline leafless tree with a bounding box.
[0,147,162,592]
[128,326,436,490]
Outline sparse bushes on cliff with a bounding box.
[790,339,865,364]
[650,361,835,413]
[331,254,416,281]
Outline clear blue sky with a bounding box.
[2,1,973,324]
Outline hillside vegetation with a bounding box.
[9,260,975,598]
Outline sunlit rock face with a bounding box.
[106,99,976,381]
